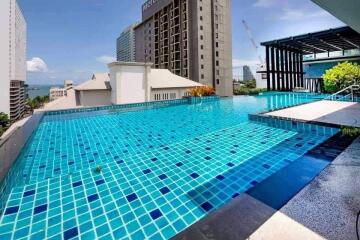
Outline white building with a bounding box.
[74,74,111,106]
[50,80,74,101]
[74,62,203,107]
[116,24,138,62]
[0,0,27,121]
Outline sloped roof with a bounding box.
[92,73,110,82]
[149,69,203,89]
[75,73,111,91]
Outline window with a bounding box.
[201,74,204,79]
[170,93,176,99]
[162,93,169,100]
[200,25,203,30]
[154,93,161,101]
[216,79,220,85]
[201,45,204,50]
[201,64,204,69]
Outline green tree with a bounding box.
[0,112,10,128]
[0,113,10,136]
[244,79,256,89]
[26,95,50,110]
[322,61,360,93]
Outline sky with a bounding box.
[19,0,345,85]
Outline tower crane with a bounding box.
[241,20,264,65]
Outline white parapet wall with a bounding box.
[109,62,153,105]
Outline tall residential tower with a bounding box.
[116,23,138,62]
[134,0,233,96]
[0,0,27,121]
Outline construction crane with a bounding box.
[242,20,264,65]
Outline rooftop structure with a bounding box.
[311,0,360,33]
[0,0,27,121]
[134,0,233,96]
[260,26,360,91]
[70,63,204,108]
[116,23,138,62]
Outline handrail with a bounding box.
[325,84,360,101]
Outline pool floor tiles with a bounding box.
[0,122,336,240]
[16,104,252,185]
[12,93,319,187]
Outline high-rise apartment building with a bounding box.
[134,0,233,96]
[116,23,138,62]
[0,0,27,121]
[243,65,255,81]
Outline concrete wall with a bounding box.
[109,63,152,104]
[134,19,155,63]
[79,90,111,107]
[0,112,43,211]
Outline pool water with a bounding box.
[0,93,335,239]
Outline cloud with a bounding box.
[96,55,116,64]
[233,59,261,68]
[27,57,48,72]
[279,8,331,20]
[253,0,277,7]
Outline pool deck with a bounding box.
[265,100,360,127]
[249,136,360,240]
[174,136,360,240]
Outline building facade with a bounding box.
[0,0,27,121]
[116,24,138,62]
[243,65,255,81]
[134,0,233,96]
[49,80,74,101]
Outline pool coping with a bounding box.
[172,132,357,240]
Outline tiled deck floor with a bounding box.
[266,100,360,127]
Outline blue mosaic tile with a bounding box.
[33,204,47,215]
[126,193,138,203]
[4,206,19,215]
[150,209,163,220]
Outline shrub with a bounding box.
[244,79,256,89]
[341,127,360,137]
[322,61,360,93]
[188,86,216,97]
[0,113,10,128]
[234,87,267,96]
[0,113,10,138]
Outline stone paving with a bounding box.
[250,136,360,240]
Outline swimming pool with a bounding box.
[0,93,336,239]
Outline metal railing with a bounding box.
[325,84,360,102]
